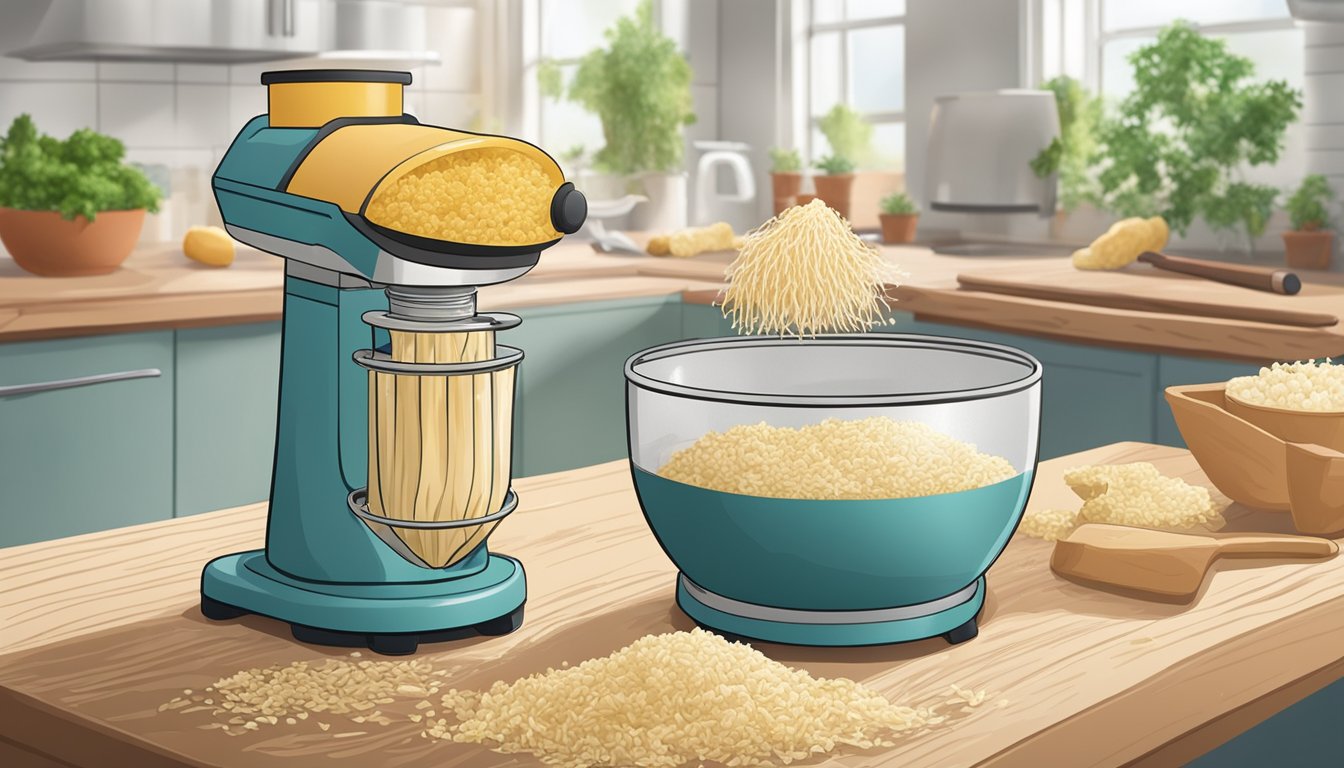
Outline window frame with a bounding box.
[803,0,906,170]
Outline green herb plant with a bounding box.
[1286,174,1334,231]
[880,192,918,215]
[0,114,161,221]
[1029,75,1103,211]
[816,104,873,169]
[814,155,855,175]
[1091,22,1300,242]
[769,147,802,173]
[541,0,695,175]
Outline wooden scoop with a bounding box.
[1051,524,1338,601]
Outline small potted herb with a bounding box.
[879,192,920,244]
[769,148,803,214]
[812,155,856,219]
[1283,174,1334,270]
[0,114,161,276]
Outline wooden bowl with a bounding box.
[1224,390,1344,453]
[0,207,145,277]
[1166,383,1344,535]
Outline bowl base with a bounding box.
[676,573,984,647]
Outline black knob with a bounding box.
[551,182,587,234]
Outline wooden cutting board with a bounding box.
[957,262,1342,328]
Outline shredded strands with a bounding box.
[721,199,901,337]
[427,628,995,767]
[161,654,449,737]
[1226,359,1344,412]
[1018,462,1225,541]
[658,417,1016,500]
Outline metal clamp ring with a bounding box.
[347,487,518,529]
[352,345,523,375]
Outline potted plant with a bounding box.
[0,114,161,276]
[878,192,919,244]
[1283,174,1334,270]
[811,104,872,219]
[769,148,803,214]
[540,0,695,230]
[812,155,856,219]
[1089,22,1300,254]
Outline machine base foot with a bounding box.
[200,595,247,621]
[942,616,979,645]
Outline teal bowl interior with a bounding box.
[632,467,1034,610]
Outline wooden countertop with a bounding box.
[4,239,1344,361]
[2,442,1341,767]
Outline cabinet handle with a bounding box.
[285,0,295,37]
[0,368,162,398]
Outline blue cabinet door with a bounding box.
[0,332,175,546]
[503,296,685,477]
[174,322,282,516]
[682,302,734,338]
[883,315,1158,459]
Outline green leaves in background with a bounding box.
[814,155,855,175]
[816,104,873,169]
[0,114,162,221]
[1091,21,1300,238]
[1030,75,1103,212]
[768,147,802,173]
[880,192,918,215]
[1285,174,1334,231]
[561,0,696,175]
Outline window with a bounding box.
[1032,0,1303,189]
[530,0,641,161]
[805,0,906,170]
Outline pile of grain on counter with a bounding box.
[658,417,1016,500]
[1019,462,1225,541]
[159,653,450,736]
[1225,360,1344,411]
[427,628,998,768]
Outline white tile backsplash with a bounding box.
[0,81,97,138]
[0,56,96,81]
[98,62,175,82]
[176,84,233,149]
[175,64,230,84]
[228,84,268,128]
[99,82,176,147]
[413,92,480,128]
[422,6,480,92]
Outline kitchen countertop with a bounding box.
[2,442,1341,767]
[3,239,1344,361]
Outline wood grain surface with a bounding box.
[8,240,1344,361]
[1,443,1342,767]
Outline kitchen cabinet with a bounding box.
[503,295,685,477]
[0,331,174,547]
[174,322,282,517]
[681,301,734,339]
[885,314,1158,460]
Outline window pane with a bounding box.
[542,0,640,60]
[846,0,905,21]
[868,121,905,171]
[810,127,831,168]
[1042,0,1061,80]
[1101,36,1150,98]
[539,64,605,164]
[1223,27,1304,90]
[848,25,903,113]
[1103,0,1288,32]
[810,30,842,117]
[813,0,844,24]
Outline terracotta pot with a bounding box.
[811,174,855,219]
[879,213,919,244]
[0,208,145,277]
[770,172,802,214]
[1282,229,1333,271]
[795,193,817,206]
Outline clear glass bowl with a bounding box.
[624,334,1042,611]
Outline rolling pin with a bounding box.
[1139,251,1301,295]
[1050,524,1337,601]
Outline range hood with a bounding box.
[5,0,443,65]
